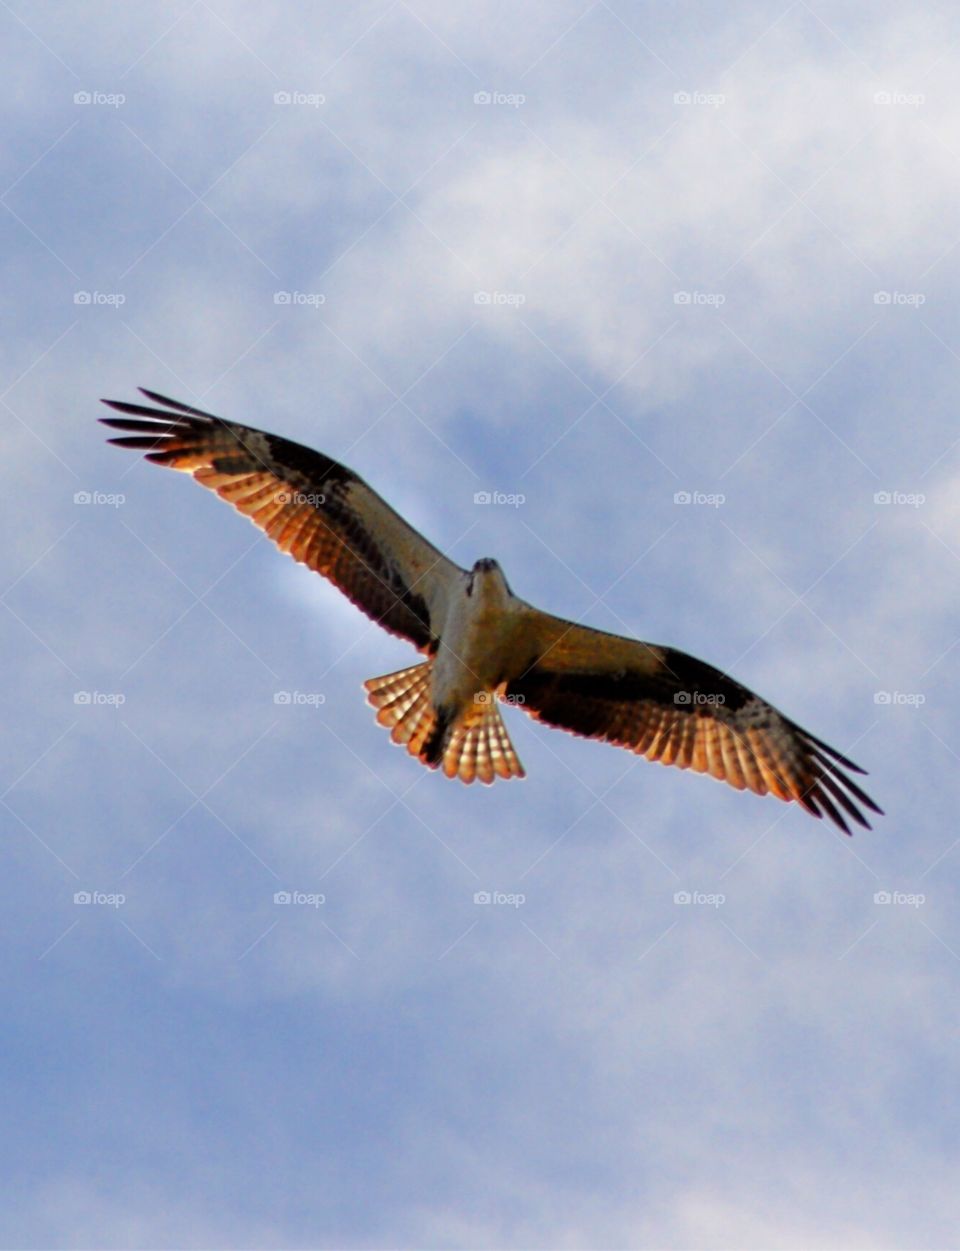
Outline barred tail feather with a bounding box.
[442,695,525,785]
[364,668,525,784]
[364,662,439,761]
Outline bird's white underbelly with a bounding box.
[431,589,517,712]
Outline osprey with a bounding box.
[101,390,882,835]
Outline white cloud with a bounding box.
[3,2,960,1247]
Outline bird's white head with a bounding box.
[467,557,512,601]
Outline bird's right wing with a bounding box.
[101,389,464,651]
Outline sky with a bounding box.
[2,2,960,1247]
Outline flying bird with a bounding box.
[101,390,881,834]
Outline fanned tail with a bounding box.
[363,667,525,785]
[441,694,526,785]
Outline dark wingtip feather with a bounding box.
[796,791,823,821]
[790,722,882,832]
[101,398,144,414]
[100,416,175,433]
[99,399,190,423]
[104,435,170,450]
[850,782,883,817]
[811,786,851,836]
[842,779,883,818]
[812,750,883,817]
[818,773,872,830]
[800,727,868,774]
[137,388,219,419]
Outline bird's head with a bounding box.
[467,557,512,599]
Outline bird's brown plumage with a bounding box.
[505,614,880,833]
[101,389,459,651]
[101,389,882,833]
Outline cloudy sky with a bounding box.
[3,2,959,1247]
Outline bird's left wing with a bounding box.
[504,608,882,834]
[101,390,463,651]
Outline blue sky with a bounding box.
[3,2,959,1246]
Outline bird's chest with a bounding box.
[433,588,514,703]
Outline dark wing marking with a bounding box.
[506,611,882,834]
[101,389,463,650]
